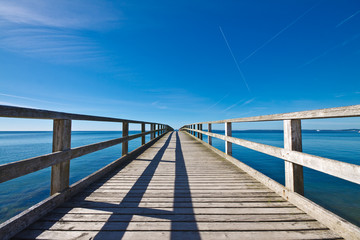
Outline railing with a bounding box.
[0,105,172,194]
[181,104,360,195]
[181,104,360,239]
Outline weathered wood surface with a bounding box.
[50,119,71,195]
[184,127,360,185]
[14,132,341,240]
[283,119,304,195]
[191,104,360,124]
[0,104,164,124]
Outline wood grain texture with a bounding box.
[189,104,360,124]
[284,120,304,195]
[0,104,166,125]
[50,119,71,195]
[12,132,343,240]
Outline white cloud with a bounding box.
[0,0,121,29]
[0,0,122,63]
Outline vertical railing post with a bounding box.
[225,122,232,156]
[141,123,145,145]
[199,124,203,140]
[197,124,199,138]
[122,122,129,156]
[208,123,212,145]
[284,120,304,195]
[50,119,71,195]
[151,124,155,139]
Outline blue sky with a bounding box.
[0,0,359,130]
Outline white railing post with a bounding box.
[225,122,232,156]
[208,123,212,145]
[50,119,71,195]
[284,119,304,195]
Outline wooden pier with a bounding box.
[0,105,360,239]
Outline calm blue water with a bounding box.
[0,130,359,227]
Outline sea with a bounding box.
[0,130,359,227]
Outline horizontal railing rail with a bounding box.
[0,129,159,184]
[181,104,360,195]
[0,104,163,124]
[0,105,172,195]
[182,128,360,185]
[190,104,360,124]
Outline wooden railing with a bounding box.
[0,105,172,194]
[181,104,360,195]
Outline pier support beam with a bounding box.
[208,123,212,145]
[50,119,71,195]
[284,119,304,195]
[225,122,232,156]
[122,122,129,156]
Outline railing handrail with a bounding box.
[0,129,160,184]
[0,104,163,125]
[0,104,172,195]
[188,104,360,124]
[182,127,360,185]
[181,104,360,195]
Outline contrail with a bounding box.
[336,10,360,28]
[219,26,251,94]
[239,4,318,64]
[206,93,229,110]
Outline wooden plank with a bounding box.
[41,213,313,222]
[61,201,293,208]
[50,119,71,195]
[52,207,303,215]
[184,128,360,185]
[189,104,360,124]
[72,196,285,202]
[27,221,327,231]
[15,230,342,240]
[284,119,304,195]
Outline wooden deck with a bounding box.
[14,131,341,240]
